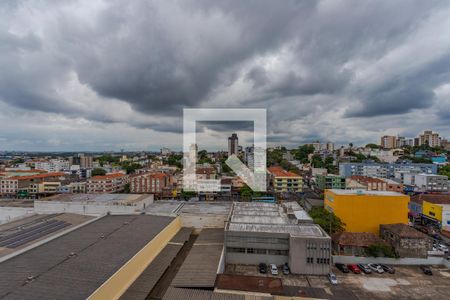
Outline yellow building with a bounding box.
[324,189,409,234]
[268,166,302,193]
[422,200,443,222]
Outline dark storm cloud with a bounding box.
[0,0,450,148]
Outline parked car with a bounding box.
[269,264,278,275]
[282,263,290,275]
[259,263,267,274]
[327,273,338,285]
[438,244,449,253]
[335,263,349,273]
[368,263,384,273]
[379,264,395,274]
[347,264,361,274]
[420,265,433,275]
[357,264,372,274]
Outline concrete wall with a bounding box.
[332,255,446,265]
[289,236,330,275]
[180,213,227,228]
[34,201,143,216]
[226,252,288,266]
[0,207,35,224]
[88,217,182,300]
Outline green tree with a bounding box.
[311,154,325,168]
[365,143,379,149]
[180,190,197,200]
[439,165,450,178]
[91,168,106,176]
[167,154,183,169]
[123,183,130,193]
[292,145,314,163]
[309,207,345,234]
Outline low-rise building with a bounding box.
[413,173,448,192]
[224,202,330,275]
[332,232,387,256]
[410,194,450,232]
[346,176,404,193]
[315,174,345,190]
[129,172,172,194]
[268,166,302,193]
[380,223,432,258]
[340,161,437,179]
[86,173,129,193]
[324,189,409,234]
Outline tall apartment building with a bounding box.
[86,173,129,193]
[339,161,437,179]
[228,133,239,156]
[69,154,93,169]
[380,135,397,149]
[130,172,172,194]
[268,166,302,193]
[419,130,441,147]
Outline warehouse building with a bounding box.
[0,214,181,300]
[324,189,409,234]
[224,202,331,275]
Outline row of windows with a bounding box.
[227,247,288,256]
[306,257,330,264]
[227,236,289,245]
[306,242,330,251]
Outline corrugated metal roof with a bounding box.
[0,215,174,300]
[119,244,182,300]
[119,227,193,300]
[171,228,224,288]
[163,287,262,300]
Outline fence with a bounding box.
[333,255,447,266]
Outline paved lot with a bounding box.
[226,264,450,299]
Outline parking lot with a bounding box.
[225,264,450,299]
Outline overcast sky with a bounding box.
[1,0,450,151]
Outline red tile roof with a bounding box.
[90,173,127,180]
[268,166,300,178]
[410,194,450,205]
[380,223,430,239]
[8,172,65,180]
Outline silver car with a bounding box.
[327,273,338,285]
[368,263,384,273]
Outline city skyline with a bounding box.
[1,1,450,151]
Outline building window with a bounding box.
[246,248,255,254]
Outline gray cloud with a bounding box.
[0,0,450,150]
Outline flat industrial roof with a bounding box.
[171,228,224,288]
[0,214,174,300]
[327,189,405,196]
[145,201,232,216]
[228,223,326,238]
[41,193,153,205]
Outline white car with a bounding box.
[327,273,338,285]
[438,244,449,253]
[368,263,384,273]
[269,264,278,275]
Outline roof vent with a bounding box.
[68,252,77,258]
[26,275,35,283]
[123,221,129,225]
[100,234,105,239]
